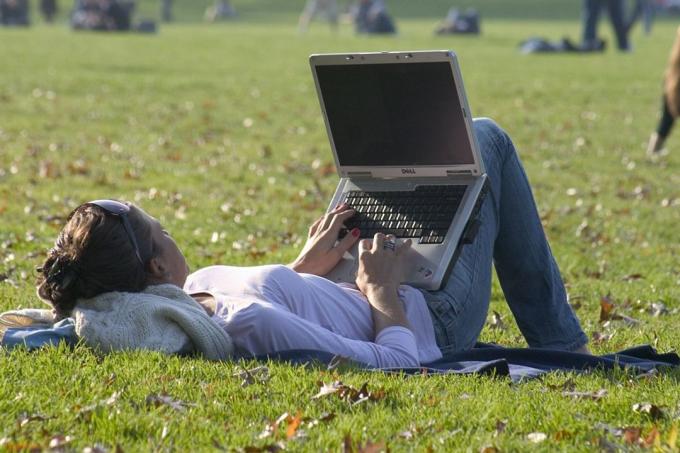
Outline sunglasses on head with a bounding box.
[69,199,144,265]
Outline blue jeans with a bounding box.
[422,118,588,354]
[582,0,629,51]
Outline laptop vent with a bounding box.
[347,171,373,177]
[447,170,473,175]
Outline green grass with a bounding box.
[1,2,679,451]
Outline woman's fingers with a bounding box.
[327,208,355,234]
[319,203,351,232]
[372,233,385,252]
[396,238,412,256]
[307,216,324,237]
[335,226,360,254]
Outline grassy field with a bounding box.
[1,1,679,451]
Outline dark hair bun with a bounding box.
[36,252,81,318]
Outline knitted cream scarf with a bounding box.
[72,284,234,360]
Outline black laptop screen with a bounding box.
[315,62,474,167]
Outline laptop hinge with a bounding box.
[347,171,372,177]
[447,170,474,176]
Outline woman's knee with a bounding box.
[472,117,514,165]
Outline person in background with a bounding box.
[626,0,655,35]
[0,0,30,26]
[647,26,680,155]
[40,0,58,22]
[204,0,236,22]
[581,0,630,51]
[160,0,172,22]
[350,0,395,34]
[298,0,338,33]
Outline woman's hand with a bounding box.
[288,204,360,276]
[355,233,411,296]
[355,233,412,334]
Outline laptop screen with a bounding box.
[316,62,474,167]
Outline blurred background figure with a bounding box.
[626,0,655,35]
[71,0,132,31]
[298,0,338,33]
[204,0,236,22]
[0,0,30,26]
[350,0,395,34]
[160,0,171,22]
[40,0,58,22]
[648,26,680,155]
[435,7,480,35]
[581,0,630,51]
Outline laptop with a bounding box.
[309,50,488,290]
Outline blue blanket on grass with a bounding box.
[3,319,677,382]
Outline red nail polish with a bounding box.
[351,228,360,237]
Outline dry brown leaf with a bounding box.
[494,419,507,437]
[554,430,571,441]
[622,427,641,444]
[285,412,303,440]
[643,426,661,448]
[48,434,74,449]
[599,295,616,322]
[358,441,386,453]
[562,389,607,400]
[632,402,665,420]
[591,331,614,344]
[479,446,499,453]
[145,393,196,412]
[648,302,669,317]
[547,378,576,392]
[488,311,507,330]
[233,365,270,387]
[17,413,50,428]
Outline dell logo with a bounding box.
[401,168,416,175]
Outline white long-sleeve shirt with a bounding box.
[183,265,442,368]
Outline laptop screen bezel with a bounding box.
[309,50,485,178]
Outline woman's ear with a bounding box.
[146,256,170,284]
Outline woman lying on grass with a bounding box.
[36,119,590,367]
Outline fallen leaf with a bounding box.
[358,441,386,453]
[554,430,571,441]
[494,419,507,436]
[547,378,576,392]
[591,331,614,344]
[562,389,607,400]
[599,295,616,322]
[632,403,665,419]
[648,302,669,317]
[17,413,50,428]
[622,427,641,444]
[49,434,74,449]
[527,432,547,443]
[145,393,196,412]
[643,426,661,448]
[285,412,302,440]
[480,446,499,453]
[488,311,507,330]
[233,366,270,387]
[312,381,342,399]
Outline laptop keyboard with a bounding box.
[341,185,467,244]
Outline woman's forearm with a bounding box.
[364,286,410,336]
